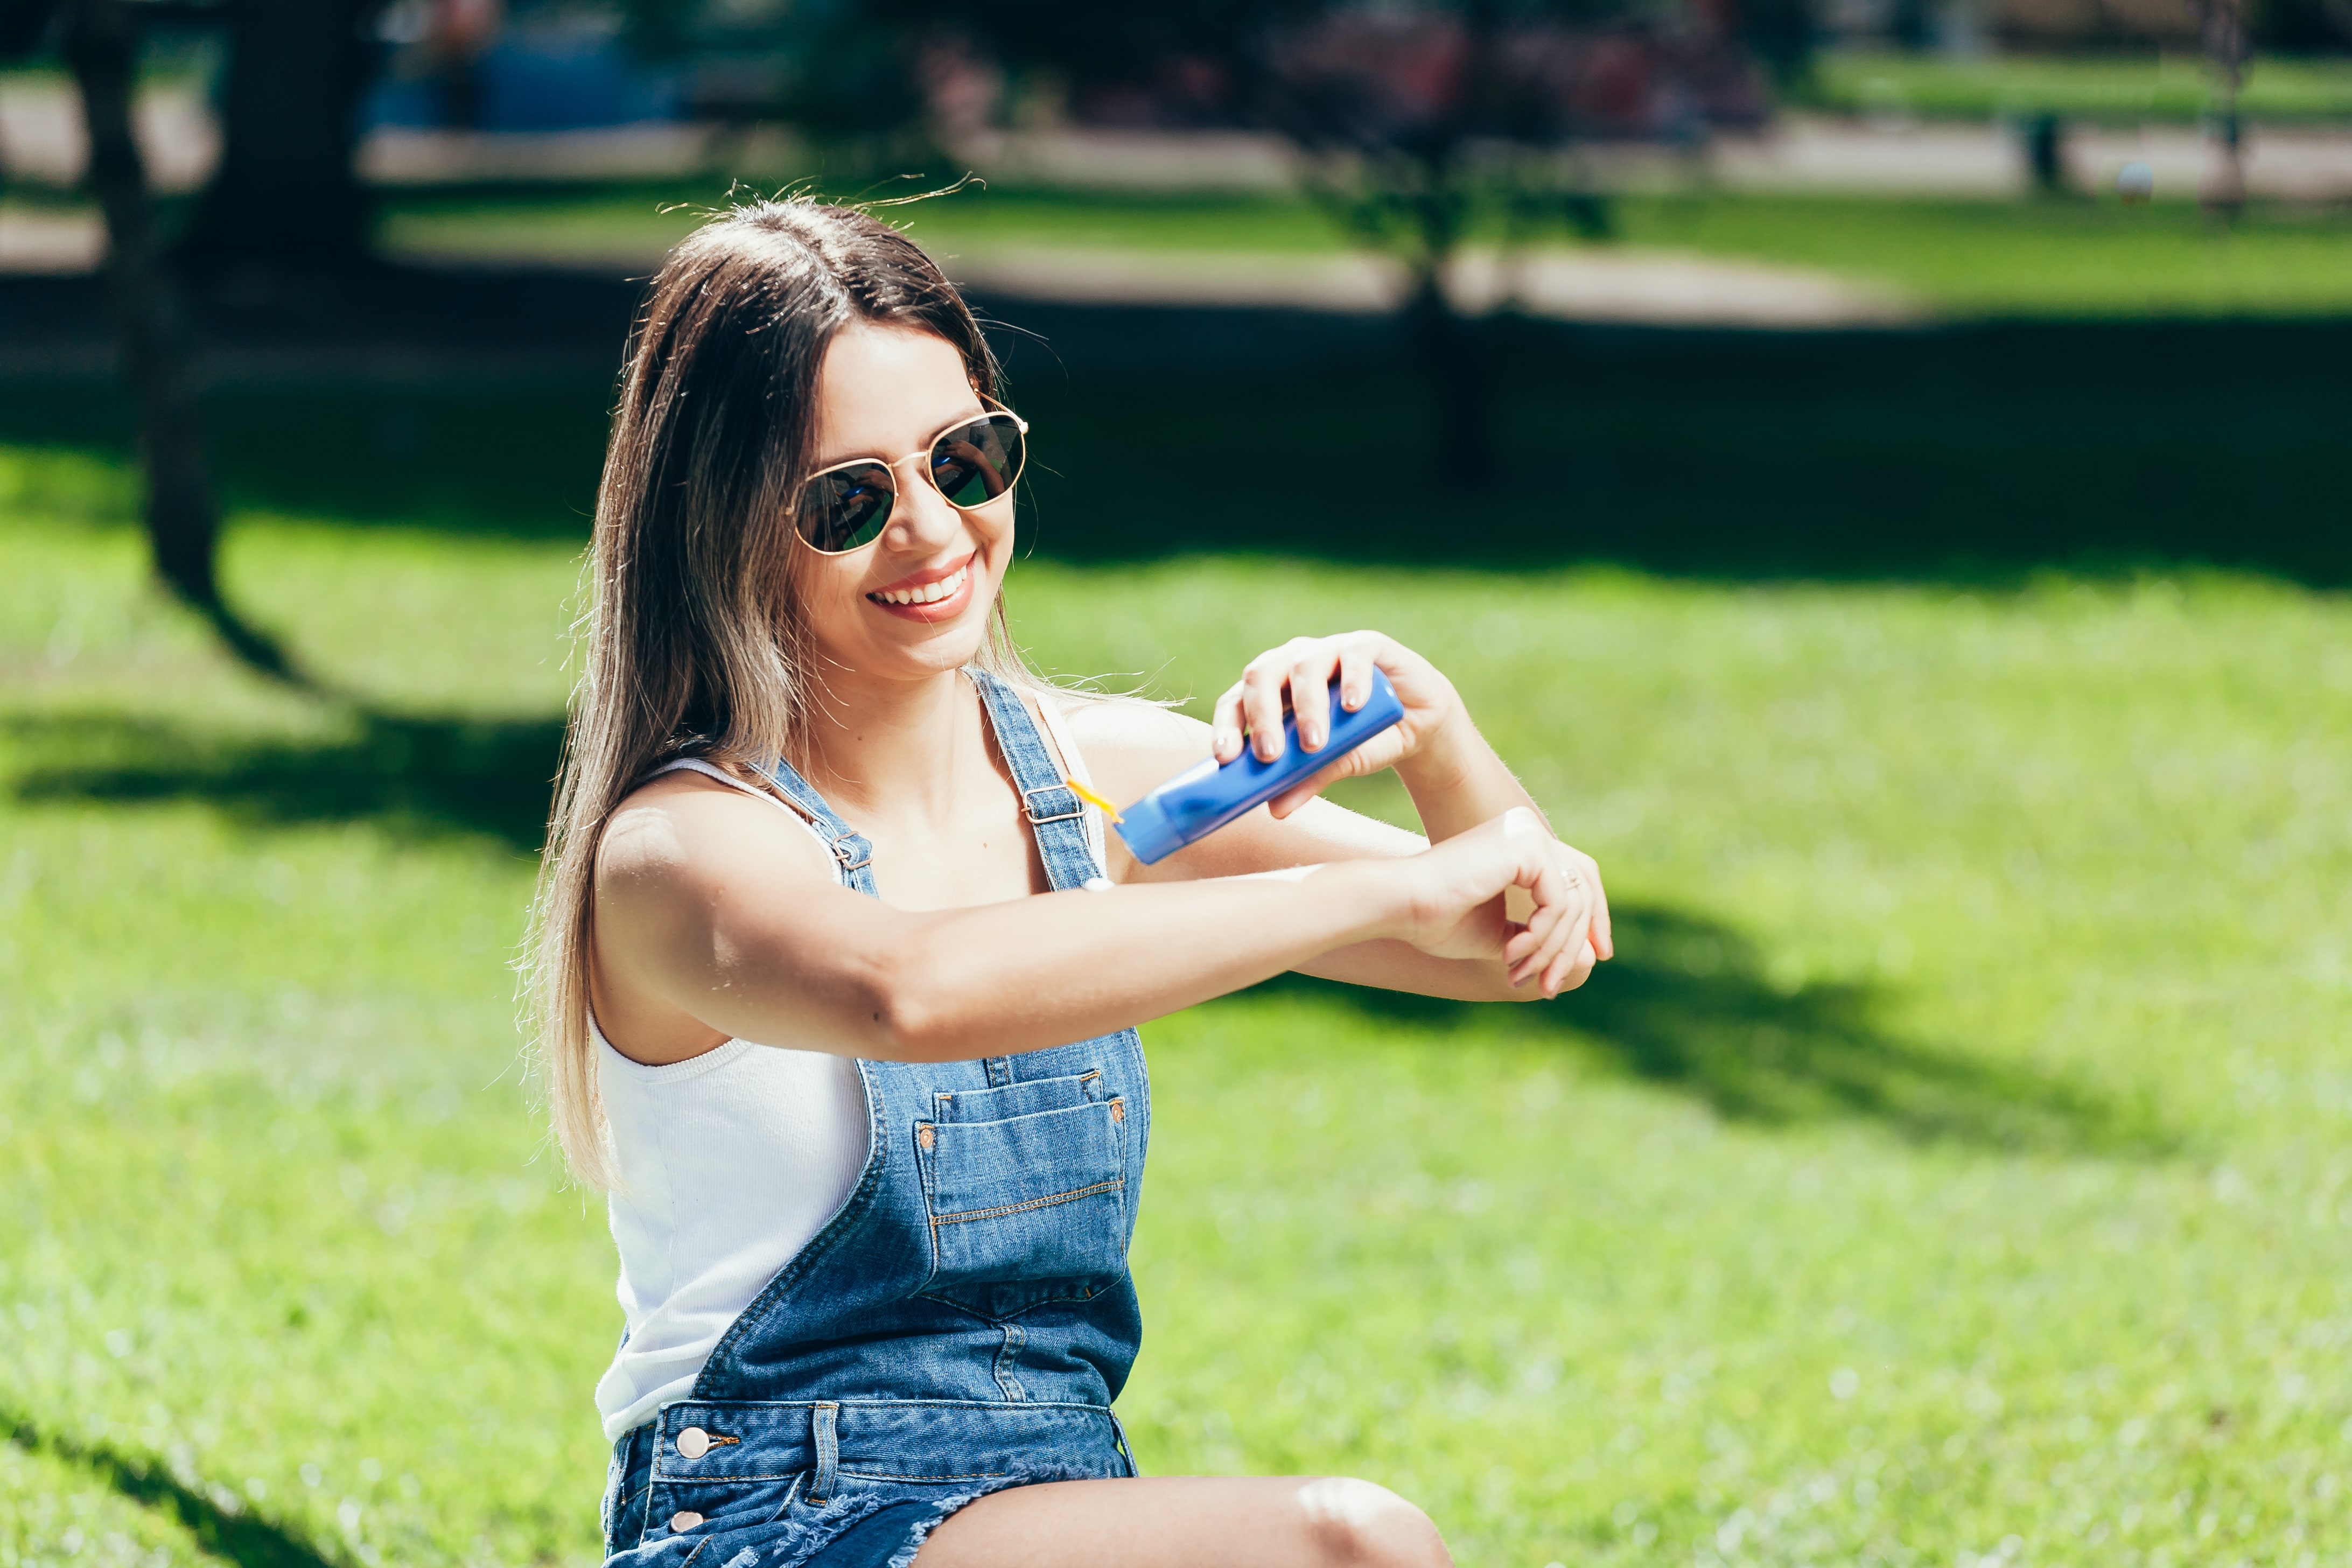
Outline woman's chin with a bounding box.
[828,586,995,675]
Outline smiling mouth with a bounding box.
[869,562,969,607]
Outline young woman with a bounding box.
[530,199,1612,1568]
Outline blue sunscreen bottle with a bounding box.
[1114,667,1407,865]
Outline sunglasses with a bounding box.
[792,408,1029,555]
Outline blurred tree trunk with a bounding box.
[61,0,292,677]
[1403,266,1491,479]
[2198,0,2249,216]
[174,0,388,277]
[1394,172,1490,478]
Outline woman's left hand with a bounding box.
[1210,631,1464,819]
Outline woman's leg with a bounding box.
[915,1475,1453,1568]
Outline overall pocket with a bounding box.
[915,1070,1129,1318]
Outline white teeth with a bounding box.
[874,566,967,606]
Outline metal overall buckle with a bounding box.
[1021,784,1084,825]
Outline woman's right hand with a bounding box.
[1385,808,1605,997]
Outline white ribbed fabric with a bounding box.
[590,690,1108,1440]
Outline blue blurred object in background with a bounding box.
[368,11,677,131]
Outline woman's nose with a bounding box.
[886,454,964,550]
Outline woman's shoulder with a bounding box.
[597,762,835,899]
[1044,687,1211,805]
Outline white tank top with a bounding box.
[591,690,1108,1440]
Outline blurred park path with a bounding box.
[6,74,2351,202]
[0,201,1912,327]
[928,246,1917,327]
[6,79,2351,328]
[0,75,1911,327]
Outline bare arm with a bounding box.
[1069,634,1612,1001]
[592,773,1582,1065]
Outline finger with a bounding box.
[1507,880,1577,985]
[1242,662,1291,763]
[1506,900,1563,983]
[1289,647,1342,752]
[1502,816,1569,980]
[1520,887,1589,990]
[1514,851,1590,987]
[1335,636,1381,713]
[1577,852,1614,961]
[1543,935,1600,997]
[1534,895,1594,995]
[1212,682,1248,764]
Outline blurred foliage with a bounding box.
[707,0,1779,466]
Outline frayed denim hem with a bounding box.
[877,1464,1105,1568]
[705,1462,1107,1568]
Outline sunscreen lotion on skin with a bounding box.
[1115,668,1408,865]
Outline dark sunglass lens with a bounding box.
[929,415,1024,509]
[799,463,894,551]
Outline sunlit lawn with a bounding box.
[3,437,2351,1568]
[373,186,2352,319]
[1796,49,2352,123]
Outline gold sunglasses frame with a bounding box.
[792,403,1031,556]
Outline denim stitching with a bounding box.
[927,1178,1123,1228]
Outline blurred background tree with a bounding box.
[173,0,389,279]
[5,0,293,673]
[875,0,1776,472]
[615,0,934,180]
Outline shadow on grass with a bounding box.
[1255,901,2167,1157]
[3,304,2349,584]
[11,709,2163,1154]
[3,1409,341,1568]
[7,708,565,856]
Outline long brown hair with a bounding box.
[528,198,1025,1188]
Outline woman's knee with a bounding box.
[1293,1478,1452,1568]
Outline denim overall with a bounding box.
[601,670,1150,1568]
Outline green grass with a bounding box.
[1798,48,2352,124]
[1614,194,2352,317]
[373,184,1348,264]
[4,428,2351,1567]
[372,184,2352,319]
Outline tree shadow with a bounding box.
[7,708,565,856]
[993,309,2352,589]
[1254,900,2168,1157]
[12,709,2167,1154]
[4,270,2350,584]
[2,1408,342,1568]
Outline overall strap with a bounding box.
[968,668,1104,893]
[752,755,880,899]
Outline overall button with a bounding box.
[675,1426,710,1460]
[669,1511,704,1534]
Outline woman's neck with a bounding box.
[796,660,978,825]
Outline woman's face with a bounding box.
[795,322,1012,683]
